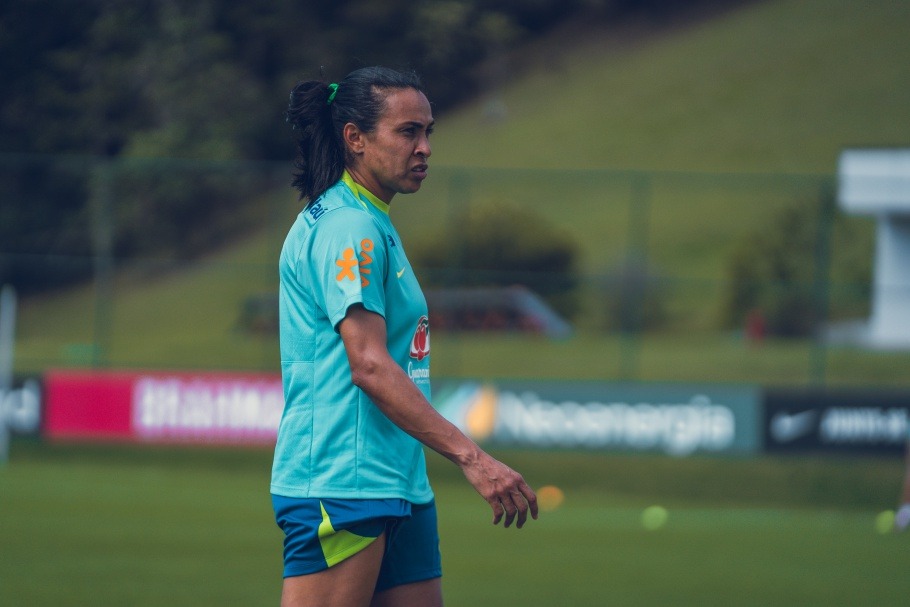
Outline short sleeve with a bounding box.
[304,208,388,330]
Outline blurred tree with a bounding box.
[127,4,248,158]
[0,1,157,156]
[0,0,742,292]
[721,193,872,338]
[0,0,140,292]
[411,202,580,319]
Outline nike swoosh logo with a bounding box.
[396,268,406,278]
[770,410,818,443]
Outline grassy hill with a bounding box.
[14,0,910,384]
[385,0,907,294]
[430,0,910,174]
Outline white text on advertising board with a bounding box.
[495,391,735,456]
[819,407,908,445]
[133,376,283,441]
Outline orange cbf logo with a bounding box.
[336,238,374,287]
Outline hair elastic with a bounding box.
[327,83,339,105]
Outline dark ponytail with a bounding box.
[286,66,425,203]
[286,80,344,203]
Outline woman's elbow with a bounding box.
[348,355,383,390]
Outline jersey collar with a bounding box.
[341,170,390,215]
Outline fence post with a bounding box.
[619,172,652,380]
[809,178,835,385]
[0,284,16,464]
[90,159,115,368]
[446,170,471,377]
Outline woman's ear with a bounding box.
[343,123,365,156]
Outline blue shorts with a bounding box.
[272,495,442,591]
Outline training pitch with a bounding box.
[0,442,906,606]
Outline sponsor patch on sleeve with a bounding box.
[335,238,374,287]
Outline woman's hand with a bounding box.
[460,451,539,529]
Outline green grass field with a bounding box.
[1,441,907,606]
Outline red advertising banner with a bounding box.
[44,369,284,445]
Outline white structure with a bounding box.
[838,148,910,349]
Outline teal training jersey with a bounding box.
[270,171,433,504]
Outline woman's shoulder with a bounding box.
[304,180,375,225]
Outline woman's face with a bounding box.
[348,87,434,203]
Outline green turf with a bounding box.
[1,442,906,606]
[16,305,910,386]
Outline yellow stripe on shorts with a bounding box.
[317,501,378,567]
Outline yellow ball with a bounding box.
[537,485,565,512]
[875,510,895,534]
[641,505,669,530]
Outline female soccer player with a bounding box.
[271,66,538,607]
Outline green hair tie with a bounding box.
[327,83,339,105]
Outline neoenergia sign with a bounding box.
[435,380,761,456]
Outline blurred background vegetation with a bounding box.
[3,0,910,384]
[0,0,747,293]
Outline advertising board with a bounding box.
[44,369,283,445]
[765,388,910,455]
[435,380,762,456]
[41,371,763,456]
[45,370,908,457]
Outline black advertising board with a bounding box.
[764,388,910,456]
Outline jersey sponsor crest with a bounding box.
[409,315,430,361]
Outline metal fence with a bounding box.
[2,153,906,386]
